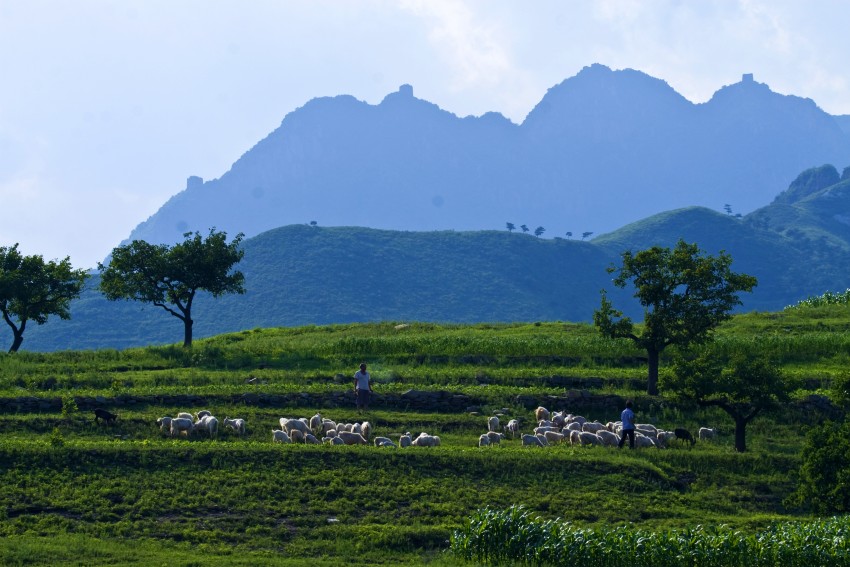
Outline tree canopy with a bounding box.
[663,347,795,452]
[0,244,88,352]
[98,229,245,347]
[594,239,757,395]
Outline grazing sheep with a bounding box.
[698,427,717,441]
[566,415,587,427]
[281,418,311,436]
[309,413,322,435]
[196,410,212,420]
[551,411,567,428]
[544,430,566,444]
[635,434,657,449]
[337,431,368,445]
[537,420,555,428]
[177,412,194,420]
[578,431,601,446]
[522,433,545,447]
[674,428,696,447]
[534,406,550,422]
[194,415,219,439]
[374,436,395,447]
[568,430,582,445]
[636,423,658,435]
[304,433,321,445]
[223,418,247,436]
[487,416,500,432]
[656,431,678,448]
[289,429,305,443]
[399,433,412,448]
[321,419,337,435]
[93,408,118,425]
[486,431,503,445]
[478,434,491,447]
[504,419,520,439]
[360,421,372,441]
[582,421,606,434]
[411,433,440,447]
[564,422,582,432]
[272,429,291,444]
[327,436,345,445]
[156,416,172,433]
[596,430,619,447]
[170,417,194,438]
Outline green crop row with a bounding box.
[450,505,850,566]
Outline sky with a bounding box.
[2,0,850,269]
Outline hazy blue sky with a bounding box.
[2,0,849,268]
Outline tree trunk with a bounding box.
[734,415,747,452]
[9,331,24,353]
[646,347,660,395]
[183,316,193,347]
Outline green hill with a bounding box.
[19,165,850,352]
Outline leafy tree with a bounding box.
[581,231,593,240]
[565,231,572,239]
[520,224,529,233]
[664,347,794,452]
[309,220,318,227]
[791,420,850,513]
[723,203,733,215]
[506,222,515,233]
[98,229,245,347]
[594,239,757,395]
[0,244,88,353]
[534,226,545,238]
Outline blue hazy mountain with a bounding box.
[123,65,850,248]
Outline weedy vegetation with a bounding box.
[1,300,849,565]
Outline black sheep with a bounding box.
[94,408,118,425]
[674,427,696,447]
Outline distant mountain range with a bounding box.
[23,164,850,352]
[124,64,850,249]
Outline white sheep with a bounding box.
[544,430,566,444]
[321,419,337,435]
[304,433,321,445]
[177,412,194,420]
[478,434,491,447]
[326,436,345,445]
[534,425,560,435]
[582,421,606,434]
[360,421,372,441]
[290,429,305,443]
[374,436,396,447]
[504,419,520,439]
[399,433,412,448]
[656,431,678,448]
[522,433,544,447]
[272,429,291,443]
[223,417,246,436]
[566,415,587,426]
[535,434,550,446]
[281,418,311,436]
[411,433,440,447]
[636,423,658,436]
[635,434,657,449]
[568,430,582,445]
[577,431,601,446]
[196,410,212,420]
[551,411,567,428]
[487,416,500,432]
[309,413,323,435]
[170,417,194,438]
[156,416,172,433]
[564,422,582,432]
[337,431,368,445]
[193,415,219,439]
[534,406,550,422]
[596,430,619,447]
[699,427,717,441]
[486,431,503,445]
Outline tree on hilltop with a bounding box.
[506,222,515,232]
[99,229,245,347]
[520,224,529,233]
[534,226,545,238]
[0,244,88,353]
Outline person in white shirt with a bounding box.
[353,363,373,411]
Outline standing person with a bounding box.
[353,363,373,411]
[618,400,636,449]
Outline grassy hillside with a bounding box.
[2,306,848,565]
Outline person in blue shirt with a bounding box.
[618,400,636,449]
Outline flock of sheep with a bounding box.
[149,406,716,450]
[155,410,245,439]
[478,406,716,449]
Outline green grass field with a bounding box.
[1,307,848,565]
